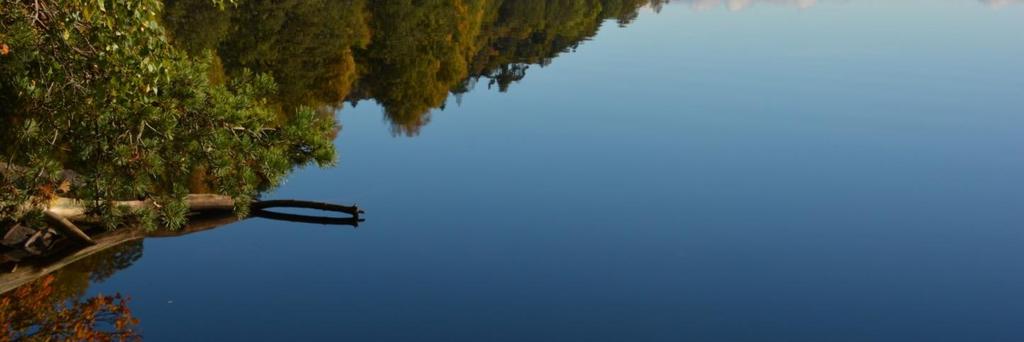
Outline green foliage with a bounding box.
[0,0,661,229]
[159,0,665,136]
[0,0,337,229]
[354,0,487,135]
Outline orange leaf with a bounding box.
[58,179,72,193]
[37,184,56,200]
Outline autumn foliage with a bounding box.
[0,276,140,341]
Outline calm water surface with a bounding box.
[46,1,1024,340]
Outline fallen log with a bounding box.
[6,192,361,249]
[41,194,236,222]
[42,210,94,245]
[251,199,363,217]
[1,203,363,294]
[250,209,362,226]
[0,212,241,294]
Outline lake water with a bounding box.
[12,0,1024,340]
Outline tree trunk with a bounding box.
[42,194,236,222]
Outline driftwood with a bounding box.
[12,194,237,247]
[42,194,236,222]
[5,192,361,250]
[250,199,363,225]
[250,209,362,226]
[42,195,361,221]
[2,162,239,220]
[2,162,364,292]
[251,199,362,215]
[42,210,94,245]
[0,203,363,294]
[30,194,363,242]
[0,212,241,294]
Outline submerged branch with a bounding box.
[1,198,364,294]
[251,199,362,216]
[251,209,363,226]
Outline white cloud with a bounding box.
[978,0,1024,7]
[674,0,819,11]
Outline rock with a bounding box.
[2,224,37,248]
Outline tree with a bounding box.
[0,0,337,230]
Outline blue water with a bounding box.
[90,1,1024,340]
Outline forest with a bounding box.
[1,0,662,232]
[1,0,661,336]
[162,0,667,136]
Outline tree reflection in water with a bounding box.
[162,0,670,136]
[0,208,359,340]
[2,0,670,336]
[0,242,143,341]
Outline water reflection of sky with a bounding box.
[672,0,1024,10]
[47,0,1024,340]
